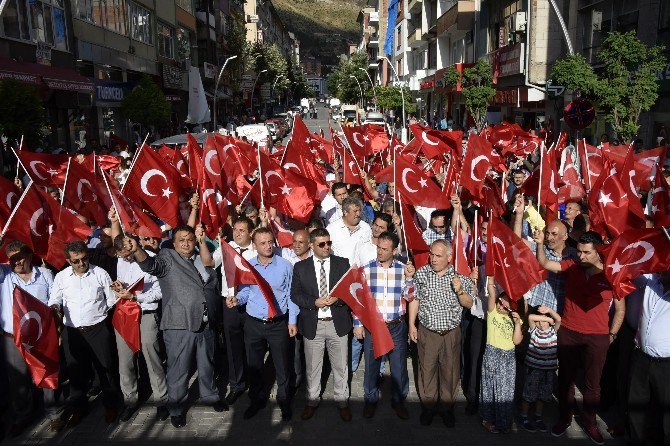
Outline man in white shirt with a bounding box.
[352,213,394,267]
[321,182,349,226]
[49,241,122,425]
[111,236,168,423]
[326,196,372,265]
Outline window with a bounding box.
[128,1,152,44]
[659,0,670,47]
[157,22,174,59]
[1,0,68,51]
[428,40,437,69]
[176,0,193,14]
[76,0,126,35]
[176,26,193,62]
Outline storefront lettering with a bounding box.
[96,85,124,101]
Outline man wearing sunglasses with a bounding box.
[49,240,122,427]
[0,240,64,435]
[290,228,352,421]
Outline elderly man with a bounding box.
[127,225,227,429]
[327,196,372,265]
[111,235,168,422]
[535,230,625,445]
[0,241,63,435]
[409,239,476,427]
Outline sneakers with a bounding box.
[535,418,548,433]
[521,416,536,432]
[551,418,572,437]
[583,425,605,445]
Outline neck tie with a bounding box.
[318,259,327,298]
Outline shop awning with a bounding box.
[0,57,94,94]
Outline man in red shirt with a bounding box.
[535,230,625,445]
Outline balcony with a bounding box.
[368,33,379,48]
[369,11,379,23]
[408,28,423,48]
[408,0,422,13]
[436,0,475,35]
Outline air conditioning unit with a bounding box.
[592,10,603,31]
[513,12,527,32]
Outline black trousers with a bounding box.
[461,313,486,406]
[628,348,670,445]
[223,304,247,393]
[244,317,290,404]
[63,322,121,410]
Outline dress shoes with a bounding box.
[49,418,66,433]
[170,414,187,429]
[213,400,229,412]
[362,403,377,419]
[119,405,138,422]
[442,410,455,428]
[156,405,170,421]
[243,401,266,420]
[339,407,352,422]
[66,406,90,429]
[104,407,119,423]
[391,403,409,420]
[420,408,435,426]
[224,389,245,405]
[279,403,292,421]
[301,405,318,420]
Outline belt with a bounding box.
[424,325,457,336]
[248,313,288,324]
[318,317,333,322]
[385,316,403,326]
[142,309,158,315]
[75,320,106,333]
[635,347,670,363]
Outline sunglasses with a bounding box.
[69,256,89,265]
[316,241,333,248]
[141,237,154,241]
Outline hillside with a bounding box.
[273,0,366,69]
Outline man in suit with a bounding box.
[291,228,353,421]
[126,225,227,429]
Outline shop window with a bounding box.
[158,22,175,59]
[128,1,152,45]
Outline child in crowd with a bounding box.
[480,277,523,434]
[520,305,561,432]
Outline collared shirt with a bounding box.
[281,247,313,266]
[421,228,452,247]
[0,265,53,333]
[352,239,377,267]
[635,274,670,358]
[49,265,116,328]
[526,242,577,313]
[116,252,162,311]
[327,220,372,264]
[354,260,414,328]
[313,255,332,318]
[320,194,341,225]
[214,240,257,297]
[413,265,475,332]
[236,255,299,324]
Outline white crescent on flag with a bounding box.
[19,310,43,350]
[140,169,168,197]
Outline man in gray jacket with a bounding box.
[125,224,227,428]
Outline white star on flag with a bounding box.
[418,178,428,188]
[608,258,624,274]
[598,191,613,207]
[162,187,173,198]
[280,184,292,195]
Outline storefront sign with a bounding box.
[163,64,185,89]
[36,42,52,66]
[492,88,518,105]
[420,78,435,90]
[94,81,130,102]
[165,94,182,101]
[489,43,524,79]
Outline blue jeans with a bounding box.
[352,336,386,374]
[363,321,408,404]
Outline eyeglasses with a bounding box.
[316,241,333,248]
[69,256,89,265]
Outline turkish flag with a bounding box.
[486,122,520,151]
[539,143,560,210]
[459,133,492,201]
[202,135,225,191]
[102,171,163,238]
[16,150,68,188]
[408,124,461,159]
[480,177,507,218]
[62,159,109,227]
[619,147,646,226]
[282,135,329,200]
[588,161,637,239]
[365,124,390,154]
[649,165,670,225]
[112,301,142,353]
[399,201,430,269]
[503,133,543,157]
[330,266,394,358]
[109,133,129,151]
[395,155,451,209]
[341,125,367,165]
[183,134,204,187]
[215,135,256,177]
[13,286,59,389]
[309,132,335,164]
[124,144,182,228]
[168,146,193,189]
[558,150,586,203]
[219,240,279,318]
[199,173,229,240]
[270,218,294,248]
[452,224,471,276]
[158,144,175,162]
[578,139,603,191]
[0,175,21,227]
[634,146,667,191]
[485,217,547,301]
[603,228,670,299]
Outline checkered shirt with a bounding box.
[526,242,577,313]
[413,265,475,332]
[354,260,415,328]
[422,228,453,246]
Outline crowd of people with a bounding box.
[0,119,668,446]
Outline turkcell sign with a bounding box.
[95,81,130,102]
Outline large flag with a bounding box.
[111,277,143,353]
[199,173,228,240]
[61,159,109,227]
[558,150,586,203]
[603,228,670,299]
[15,150,68,188]
[408,124,461,160]
[13,286,59,389]
[102,171,163,238]
[394,155,451,209]
[330,267,393,358]
[485,217,547,301]
[399,201,430,268]
[588,161,636,239]
[459,133,492,201]
[452,223,471,276]
[0,176,21,227]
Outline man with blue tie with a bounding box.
[228,227,298,421]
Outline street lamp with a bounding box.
[349,75,364,110]
[250,69,268,116]
[358,67,376,109]
[272,74,284,109]
[384,56,406,143]
[213,54,238,131]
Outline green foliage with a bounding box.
[121,75,171,129]
[444,59,495,131]
[327,52,370,104]
[288,59,315,99]
[0,79,47,147]
[550,31,666,143]
[365,85,415,114]
[225,16,248,96]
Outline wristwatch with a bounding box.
[609,332,617,340]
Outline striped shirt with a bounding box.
[354,260,414,328]
[525,326,558,370]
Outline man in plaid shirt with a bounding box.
[354,232,415,421]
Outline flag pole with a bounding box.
[473,209,478,269]
[398,193,410,260]
[101,170,126,236]
[1,181,33,237]
[15,135,23,178]
[257,144,264,209]
[537,141,545,206]
[121,139,147,193]
[60,158,72,206]
[582,138,592,192]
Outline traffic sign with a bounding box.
[546,80,565,98]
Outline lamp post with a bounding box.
[384,56,406,143]
[272,74,284,111]
[349,75,364,110]
[358,67,376,110]
[213,54,238,131]
[250,69,268,116]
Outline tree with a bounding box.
[443,59,496,131]
[326,52,369,104]
[551,31,666,143]
[0,79,47,148]
[121,75,171,131]
[365,85,415,114]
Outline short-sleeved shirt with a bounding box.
[525,326,558,369]
[559,260,613,335]
[486,309,516,351]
